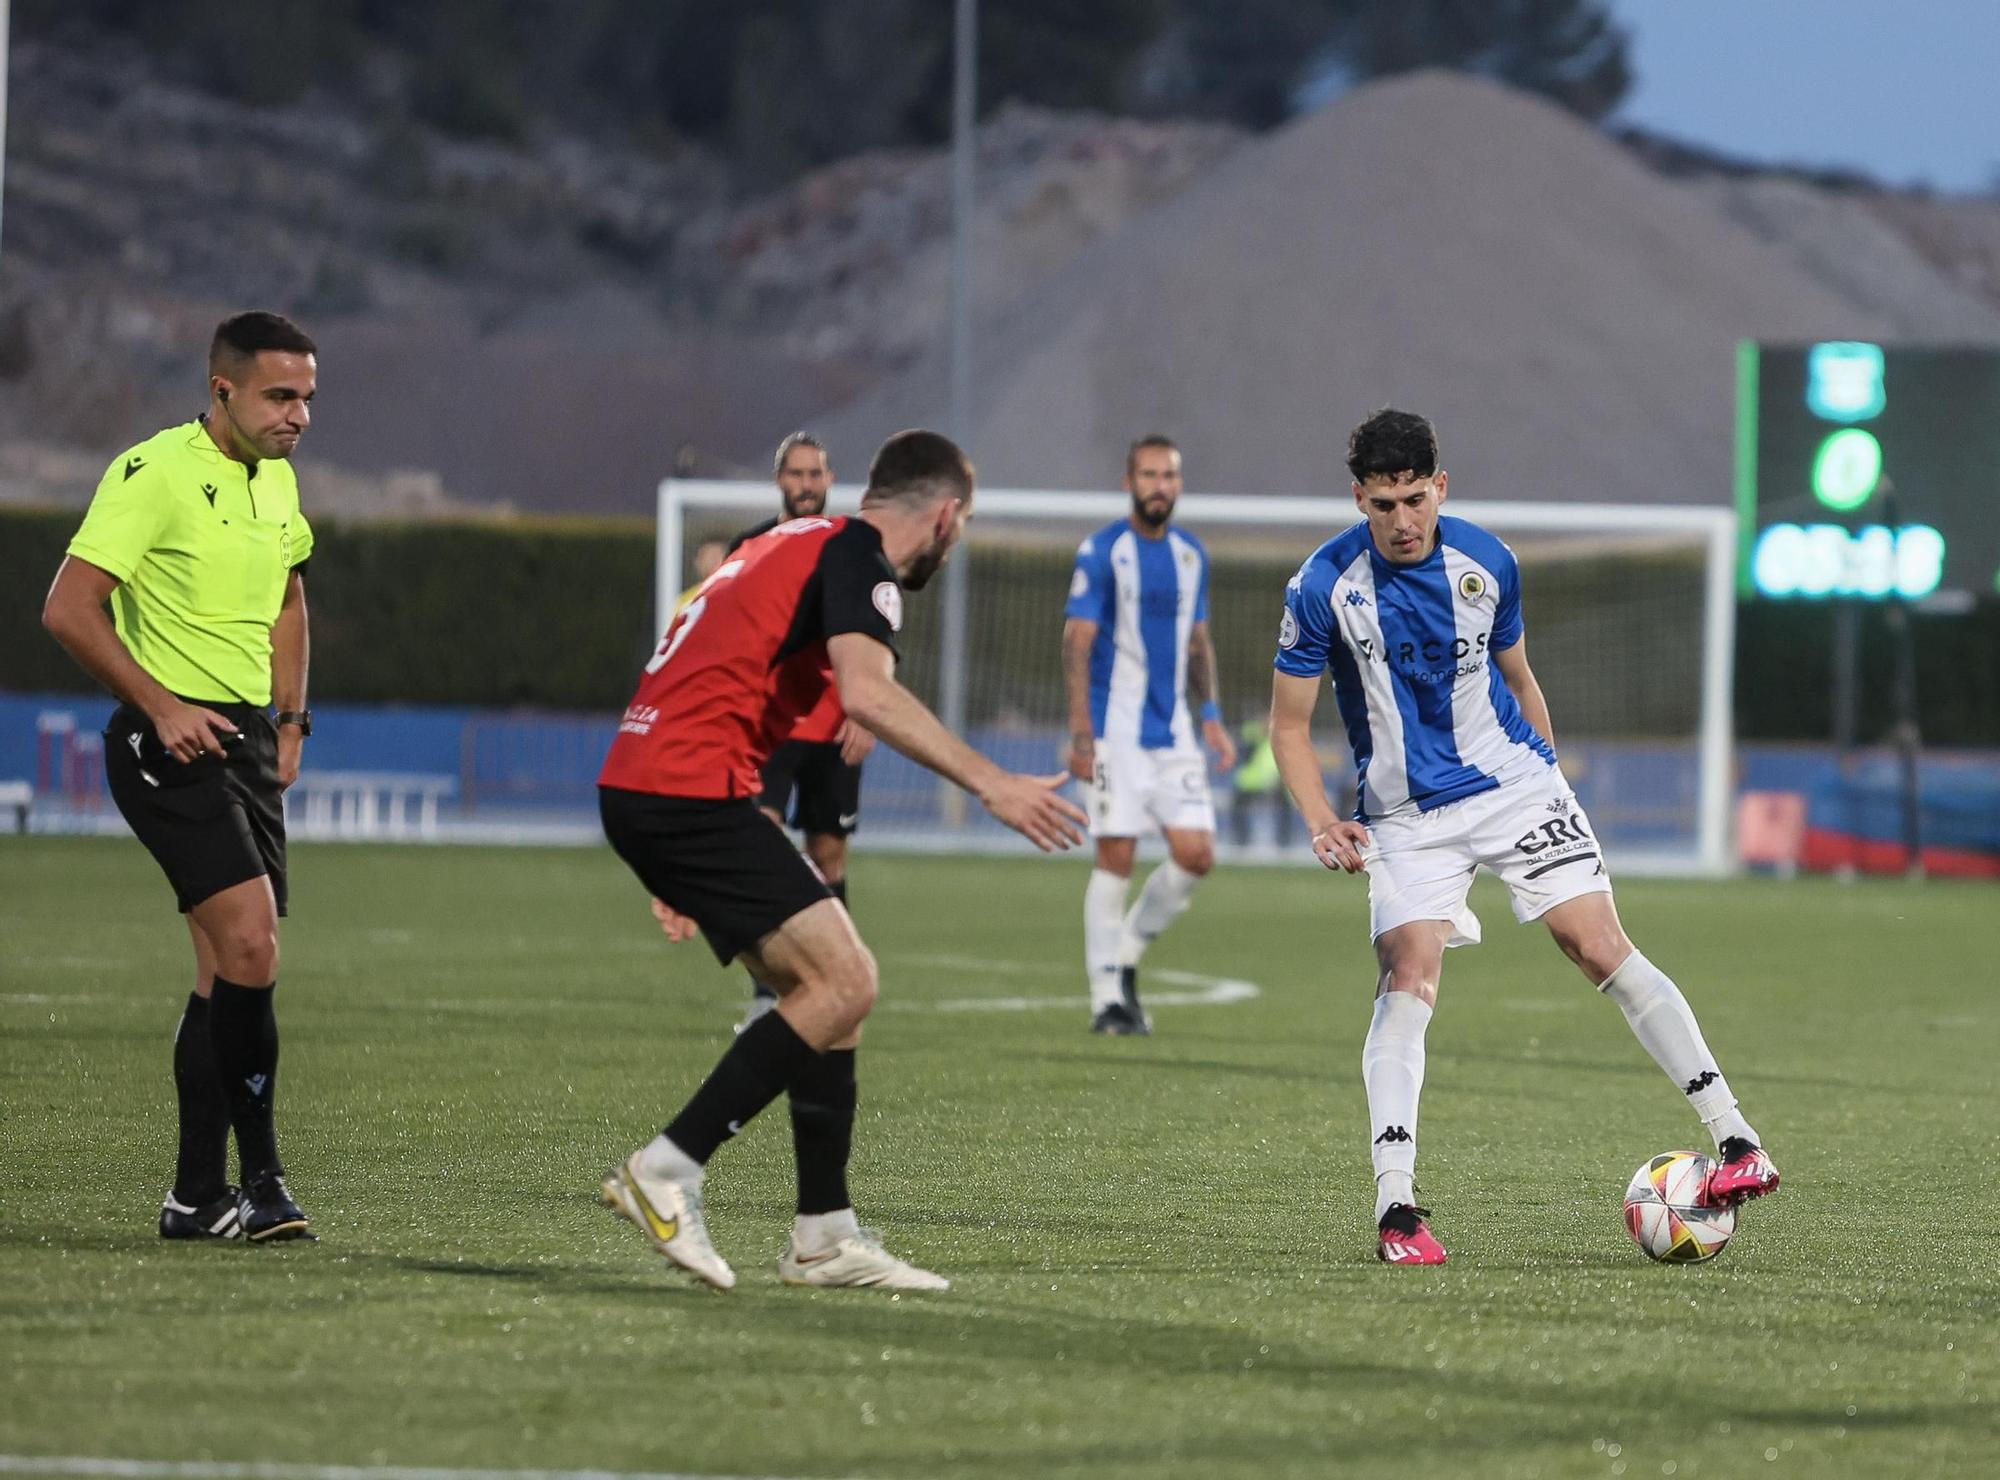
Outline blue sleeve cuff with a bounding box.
[1200,700,1223,723]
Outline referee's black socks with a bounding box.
[666,1010,816,1163]
[209,978,282,1181]
[171,992,232,1204]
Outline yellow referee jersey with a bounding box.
[67,420,315,706]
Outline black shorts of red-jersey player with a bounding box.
[598,515,904,962]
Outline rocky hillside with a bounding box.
[0,37,1238,513]
[4,37,1998,515]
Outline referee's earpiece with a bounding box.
[218,386,230,402]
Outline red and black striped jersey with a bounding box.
[729,515,846,745]
[599,516,902,799]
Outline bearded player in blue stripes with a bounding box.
[1269,409,1779,1265]
[1064,436,1237,1035]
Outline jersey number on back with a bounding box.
[644,559,743,675]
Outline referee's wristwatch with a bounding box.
[275,709,313,737]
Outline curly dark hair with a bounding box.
[1347,409,1439,483]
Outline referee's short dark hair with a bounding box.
[863,429,974,508]
[773,431,827,475]
[209,311,317,375]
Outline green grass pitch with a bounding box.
[2,836,1995,1479]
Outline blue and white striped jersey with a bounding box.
[1275,515,1555,821]
[1066,519,1210,750]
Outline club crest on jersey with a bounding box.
[1458,571,1488,601]
[1278,608,1300,649]
[871,581,903,631]
[1070,568,1090,599]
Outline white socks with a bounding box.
[1084,869,1129,1010]
[793,1207,860,1254]
[1363,991,1432,1221]
[1599,950,1758,1150]
[1118,860,1201,968]
[638,1133,704,1188]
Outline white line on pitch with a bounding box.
[0,1458,847,1480]
[928,969,1259,1013]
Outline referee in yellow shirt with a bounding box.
[42,311,320,1243]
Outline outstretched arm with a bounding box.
[831,632,1086,852]
[1492,639,1554,753]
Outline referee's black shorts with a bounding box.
[599,787,832,965]
[103,701,289,916]
[757,739,863,837]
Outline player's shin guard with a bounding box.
[1084,869,1129,1011]
[788,1047,857,1215]
[1363,991,1431,1221]
[171,992,232,1205]
[1117,860,1201,969]
[208,978,281,1182]
[665,1010,817,1163]
[1598,950,1757,1149]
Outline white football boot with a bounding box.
[779,1229,950,1290]
[599,1152,736,1290]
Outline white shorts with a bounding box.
[1365,765,1612,946]
[1089,739,1216,838]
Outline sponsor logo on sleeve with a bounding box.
[1278,608,1300,649]
[1070,568,1090,599]
[871,581,904,631]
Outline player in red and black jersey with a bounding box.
[724,433,877,1029]
[597,429,1086,1292]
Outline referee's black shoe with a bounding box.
[160,1187,243,1241]
[238,1172,315,1242]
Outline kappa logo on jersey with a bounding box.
[871,581,903,631]
[1458,571,1488,601]
[1278,608,1300,649]
[1343,588,1371,608]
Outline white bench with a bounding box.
[0,780,31,833]
[285,771,456,840]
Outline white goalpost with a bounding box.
[659,479,1737,876]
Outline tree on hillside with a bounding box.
[16,0,1630,168]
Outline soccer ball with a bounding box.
[1622,1150,1736,1263]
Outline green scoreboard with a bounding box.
[1735,342,2000,601]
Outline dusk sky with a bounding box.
[1607,0,2000,193]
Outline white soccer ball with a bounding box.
[1622,1150,1737,1263]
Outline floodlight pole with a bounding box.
[937,0,976,824]
[1,0,12,266]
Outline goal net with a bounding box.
[659,482,1736,875]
